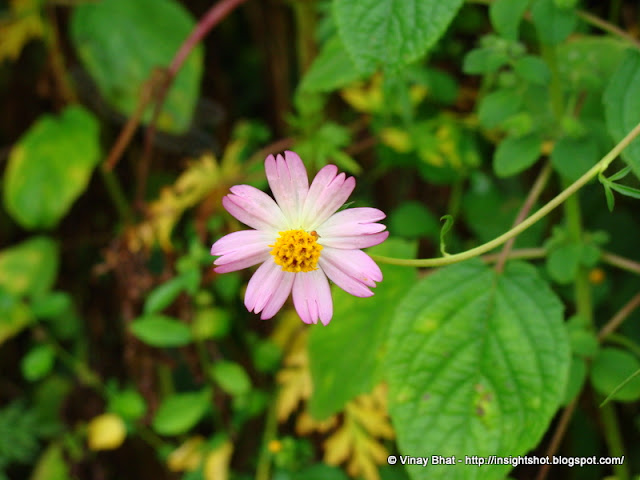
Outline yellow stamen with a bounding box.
[270,229,323,272]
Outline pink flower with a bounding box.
[210,151,388,325]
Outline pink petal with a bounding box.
[292,270,333,325]
[302,165,356,228]
[214,250,271,273]
[317,208,387,236]
[265,151,309,226]
[245,258,294,319]
[318,248,383,297]
[319,231,389,249]
[211,230,274,256]
[222,185,287,232]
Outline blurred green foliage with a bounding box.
[1,0,640,479]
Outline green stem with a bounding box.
[563,187,593,324]
[255,390,280,480]
[99,166,134,223]
[599,402,629,480]
[371,120,640,268]
[447,178,464,220]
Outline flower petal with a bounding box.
[245,258,294,319]
[265,151,309,227]
[316,207,387,236]
[302,165,355,228]
[211,230,272,273]
[319,231,389,249]
[318,248,383,297]
[222,185,287,232]
[211,230,274,256]
[292,270,333,325]
[213,250,271,274]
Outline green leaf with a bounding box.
[21,345,56,382]
[530,0,577,45]
[562,356,586,405]
[3,107,100,229]
[70,0,202,134]
[191,307,231,340]
[143,276,188,314]
[591,348,640,402]
[477,88,523,129]
[289,464,350,480]
[300,35,368,92]
[210,361,252,396]
[333,0,465,72]
[557,36,627,92]
[130,315,192,348]
[462,47,509,75]
[546,242,582,284]
[389,201,439,239]
[604,49,640,180]
[607,182,640,200]
[439,215,454,256]
[0,289,33,345]
[31,291,72,319]
[31,443,71,480]
[603,182,615,212]
[308,239,417,420]
[0,237,59,297]
[107,389,147,422]
[550,136,599,182]
[385,260,569,480]
[489,0,530,41]
[493,133,542,177]
[152,389,211,436]
[513,55,551,85]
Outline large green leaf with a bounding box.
[71,0,203,134]
[0,237,59,297]
[604,49,640,180]
[333,0,464,72]
[385,260,569,480]
[3,107,100,229]
[308,239,417,420]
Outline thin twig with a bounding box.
[138,0,250,204]
[535,399,579,480]
[495,162,553,273]
[577,10,640,50]
[598,292,640,341]
[601,251,640,276]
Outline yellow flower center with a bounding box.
[270,229,322,273]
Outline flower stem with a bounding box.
[372,120,640,268]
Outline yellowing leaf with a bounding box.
[323,384,394,480]
[296,409,337,435]
[380,128,413,153]
[204,440,233,480]
[0,0,44,63]
[127,153,221,251]
[276,330,312,422]
[167,436,205,472]
[87,413,126,451]
[340,74,384,113]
